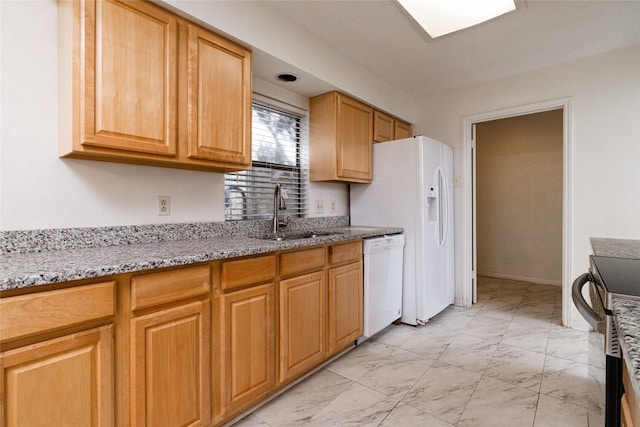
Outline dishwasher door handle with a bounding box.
[571,272,605,332]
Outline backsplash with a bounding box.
[0,216,350,255]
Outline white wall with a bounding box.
[0,0,360,230]
[414,45,640,326]
[1,0,226,230]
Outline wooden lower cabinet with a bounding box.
[1,240,363,427]
[1,325,114,427]
[217,283,275,420]
[623,393,635,427]
[279,271,327,384]
[130,300,211,427]
[623,358,640,427]
[329,261,363,353]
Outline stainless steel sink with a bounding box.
[252,230,343,242]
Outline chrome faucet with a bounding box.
[272,183,287,235]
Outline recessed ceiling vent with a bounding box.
[276,73,298,82]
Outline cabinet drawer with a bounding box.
[328,241,362,265]
[221,255,276,291]
[0,281,115,343]
[280,247,326,277]
[131,265,211,311]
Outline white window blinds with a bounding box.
[225,102,308,220]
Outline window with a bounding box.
[225,102,308,220]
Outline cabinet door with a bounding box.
[336,95,373,181]
[394,120,412,140]
[220,283,275,413]
[622,393,635,427]
[329,262,363,353]
[80,0,178,156]
[186,23,252,166]
[373,111,394,143]
[1,325,113,427]
[130,300,210,427]
[279,271,327,384]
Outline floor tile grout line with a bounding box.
[373,326,455,426]
[464,281,556,426]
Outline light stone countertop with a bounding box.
[591,237,640,259]
[612,297,640,403]
[0,224,402,291]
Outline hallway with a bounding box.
[234,277,605,426]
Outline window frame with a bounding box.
[224,101,308,221]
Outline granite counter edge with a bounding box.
[1,227,403,291]
[612,296,640,406]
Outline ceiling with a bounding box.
[250,0,640,98]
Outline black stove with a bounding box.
[591,256,640,308]
[573,255,640,427]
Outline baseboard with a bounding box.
[478,271,562,286]
[454,298,469,308]
[571,317,593,332]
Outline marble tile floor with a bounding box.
[233,277,605,426]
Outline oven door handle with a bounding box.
[572,272,605,332]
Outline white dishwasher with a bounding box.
[361,234,405,341]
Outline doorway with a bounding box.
[475,110,563,286]
[461,98,573,327]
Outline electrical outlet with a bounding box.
[315,200,324,214]
[158,196,170,216]
[329,200,337,213]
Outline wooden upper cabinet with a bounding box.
[185,23,252,166]
[374,110,412,142]
[309,92,373,183]
[59,0,252,172]
[394,120,412,139]
[67,0,178,156]
[373,111,394,142]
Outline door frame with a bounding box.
[461,98,573,327]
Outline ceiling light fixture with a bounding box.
[396,0,516,39]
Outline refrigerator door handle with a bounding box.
[437,166,449,248]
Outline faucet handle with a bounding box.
[281,188,288,199]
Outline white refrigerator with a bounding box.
[350,135,454,325]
